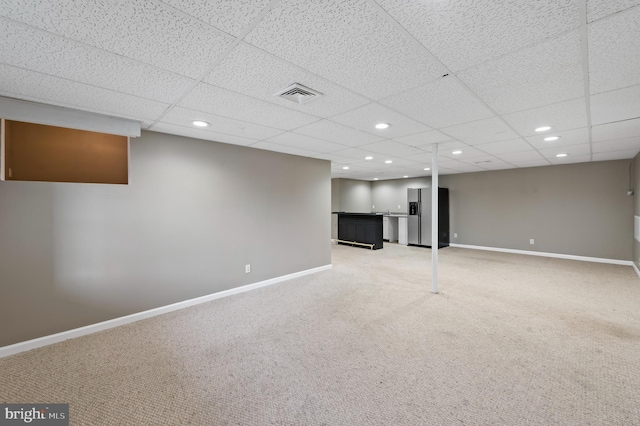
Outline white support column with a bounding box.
[431,144,439,294]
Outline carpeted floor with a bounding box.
[1,243,639,425]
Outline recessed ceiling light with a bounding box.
[365,156,373,160]
[544,136,559,142]
[535,126,551,132]
[403,176,409,178]
[342,166,350,170]
[385,160,393,164]
[452,150,462,155]
[374,178,379,180]
[556,153,568,158]
[424,168,430,171]
[192,120,209,127]
[375,123,390,130]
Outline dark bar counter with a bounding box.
[332,212,383,250]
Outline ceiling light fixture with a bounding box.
[374,178,379,180]
[192,120,209,127]
[385,160,393,164]
[535,126,551,132]
[452,150,462,155]
[365,156,373,160]
[375,123,390,130]
[544,136,559,142]
[556,153,568,158]
[403,176,409,178]
[343,166,350,170]
[424,168,430,171]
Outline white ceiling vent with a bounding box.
[274,83,323,104]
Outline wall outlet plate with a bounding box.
[529,239,534,245]
[454,233,457,238]
[245,264,251,273]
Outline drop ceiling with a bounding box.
[1,0,640,180]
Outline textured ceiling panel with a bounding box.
[439,117,520,145]
[525,127,590,149]
[158,106,285,140]
[549,154,592,165]
[265,132,349,153]
[590,85,640,125]
[501,98,588,136]
[592,118,640,141]
[476,138,534,155]
[178,82,320,130]
[204,43,370,118]
[0,0,234,78]
[249,141,321,157]
[160,0,272,36]
[508,159,552,168]
[497,150,547,162]
[329,147,382,160]
[439,146,488,160]
[592,137,640,152]
[459,31,583,114]
[0,63,167,121]
[291,119,383,147]
[330,102,431,138]
[149,122,257,146]
[538,143,591,158]
[376,0,580,72]
[589,7,640,94]
[356,140,427,157]
[381,76,494,128]
[0,18,195,104]
[592,149,639,161]
[394,130,452,147]
[244,0,446,100]
[587,0,640,22]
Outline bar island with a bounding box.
[332,212,384,250]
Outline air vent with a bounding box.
[274,83,323,104]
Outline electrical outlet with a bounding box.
[245,264,251,273]
[372,205,375,209]
[454,233,457,238]
[530,239,534,245]
[397,204,401,209]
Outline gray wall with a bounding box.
[0,131,331,347]
[367,160,633,260]
[330,178,372,239]
[371,177,430,213]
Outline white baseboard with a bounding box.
[632,262,640,279]
[449,243,633,267]
[0,264,332,359]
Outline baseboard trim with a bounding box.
[0,264,332,359]
[632,262,640,279]
[449,243,633,266]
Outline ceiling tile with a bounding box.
[590,84,640,125]
[497,150,546,162]
[204,42,370,118]
[394,130,452,147]
[161,0,272,36]
[0,63,167,121]
[525,127,590,149]
[501,98,588,136]
[592,149,639,161]
[158,106,285,140]
[356,140,427,157]
[376,0,580,71]
[587,0,640,22]
[311,153,354,165]
[149,123,257,146]
[293,119,383,147]
[244,0,446,100]
[330,102,431,138]
[178,82,320,130]
[510,159,552,168]
[439,146,488,160]
[381,76,494,128]
[592,137,640,152]
[265,132,349,153]
[537,143,591,159]
[249,141,322,158]
[0,0,234,78]
[548,154,592,164]
[477,138,535,155]
[439,117,520,145]
[592,118,640,141]
[0,18,196,104]
[458,31,583,114]
[589,7,640,94]
[329,147,382,160]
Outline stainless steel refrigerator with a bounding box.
[407,187,450,248]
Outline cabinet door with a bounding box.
[383,217,388,239]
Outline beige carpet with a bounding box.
[1,243,639,425]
